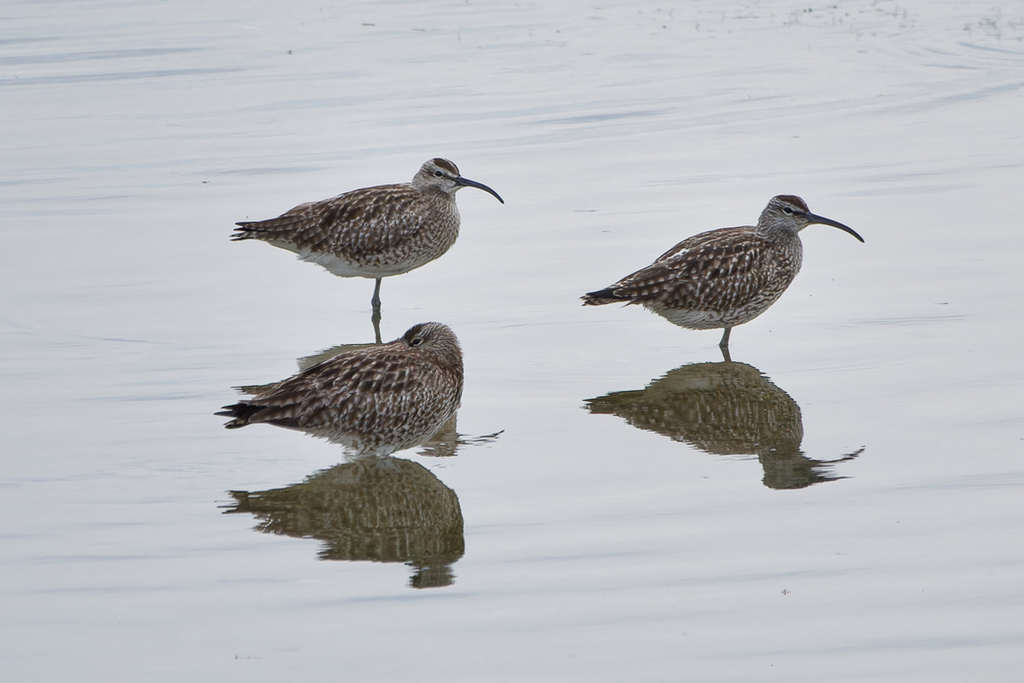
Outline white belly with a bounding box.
[299,249,416,278]
[651,305,730,330]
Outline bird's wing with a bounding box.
[233,348,404,428]
[220,344,458,433]
[600,227,779,311]
[232,184,430,258]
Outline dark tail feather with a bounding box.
[217,402,302,430]
[230,222,260,242]
[216,402,262,429]
[581,287,624,306]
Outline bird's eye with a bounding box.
[410,336,425,347]
[433,171,444,177]
[782,206,794,215]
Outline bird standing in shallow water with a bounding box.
[582,195,863,355]
[218,322,463,458]
[232,159,503,334]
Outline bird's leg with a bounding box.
[718,326,732,352]
[370,308,382,345]
[370,278,383,344]
[371,311,382,344]
[371,277,382,309]
[719,343,732,363]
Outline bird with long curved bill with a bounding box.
[583,195,863,354]
[233,158,504,333]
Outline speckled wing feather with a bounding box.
[232,184,434,264]
[219,343,462,438]
[585,226,786,312]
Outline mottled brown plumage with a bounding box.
[233,158,503,309]
[585,361,862,489]
[582,195,863,349]
[218,322,464,458]
[225,457,465,588]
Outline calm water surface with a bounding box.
[3,0,1024,680]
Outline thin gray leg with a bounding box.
[371,277,382,308]
[370,278,383,344]
[718,326,732,349]
[370,308,382,344]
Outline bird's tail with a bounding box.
[581,288,625,306]
[230,221,262,242]
[216,402,260,429]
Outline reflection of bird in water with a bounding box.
[582,195,863,354]
[585,361,861,489]
[233,158,504,340]
[218,322,463,458]
[413,413,503,458]
[224,456,464,588]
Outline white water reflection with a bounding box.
[3,1,1024,681]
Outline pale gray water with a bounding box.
[2,0,1024,680]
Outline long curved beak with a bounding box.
[808,213,864,243]
[456,176,505,204]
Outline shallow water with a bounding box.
[3,0,1024,680]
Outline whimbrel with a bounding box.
[233,159,504,315]
[218,322,464,458]
[582,195,863,352]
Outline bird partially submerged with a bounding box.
[218,322,464,458]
